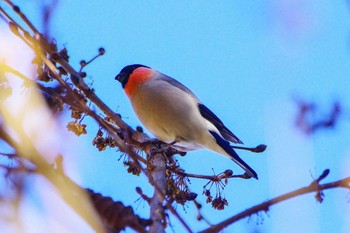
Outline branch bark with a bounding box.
[149,152,167,233]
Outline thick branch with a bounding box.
[199,175,350,233]
[149,151,167,233]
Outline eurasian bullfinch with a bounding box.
[115,64,258,179]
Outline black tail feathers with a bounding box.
[209,131,258,179]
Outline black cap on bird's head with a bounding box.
[115,64,150,88]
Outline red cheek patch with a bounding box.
[125,67,154,97]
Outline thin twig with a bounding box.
[0,63,35,85]
[170,167,248,181]
[199,171,350,233]
[3,0,40,35]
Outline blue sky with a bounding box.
[1,0,350,232]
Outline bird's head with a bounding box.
[115,64,152,97]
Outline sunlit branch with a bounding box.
[3,0,40,35]
[0,121,106,232]
[0,63,35,84]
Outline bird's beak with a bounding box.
[115,72,125,83]
[115,72,129,88]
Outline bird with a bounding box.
[115,64,258,179]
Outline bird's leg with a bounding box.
[165,137,187,157]
[168,135,187,148]
[139,138,168,157]
[140,138,164,149]
[168,140,177,147]
[141,137,186,166]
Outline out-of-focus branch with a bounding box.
[0,63,34,85]
[199,170,350,233]
[0,124,150,233]
[0,161,151,233]
[0,123,106,233]
[87,189,151,233]
[295,99,342,135]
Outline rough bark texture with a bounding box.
[149,152,166,233]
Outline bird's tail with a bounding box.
[209,131,258,179]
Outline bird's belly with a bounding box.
[172,141,204,151]
[131,86,208,151]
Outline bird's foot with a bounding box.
[140,138,164,150]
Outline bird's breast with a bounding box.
[124,68,154,97]
[131,80,209,146]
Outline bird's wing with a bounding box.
[198,103,243,144]
[157,72,243,144]
[157,73,196,96]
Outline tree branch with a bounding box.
[0,123,105,232]
[170,167,249,181]
[199,170,350,233]
[149,151,167,233]
[87,189,151,233]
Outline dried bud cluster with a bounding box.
[92,129,118,151]
[166,169,197,205]
[124,160,141,176]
